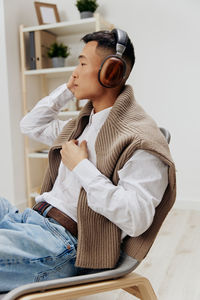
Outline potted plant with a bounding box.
[75,0,98,19]
[47,42,70,68]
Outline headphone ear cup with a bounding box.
[98,56,126,88]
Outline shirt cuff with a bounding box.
[50,84,74,111]
[72,159,101,191]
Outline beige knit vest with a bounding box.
[40,85,176,269]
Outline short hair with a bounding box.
[82,30,135,73]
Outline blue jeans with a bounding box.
[0,197,80,292]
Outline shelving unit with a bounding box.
[19,13,113,207]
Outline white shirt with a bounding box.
[20,84,168,239]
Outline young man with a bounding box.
[0,29,176,291]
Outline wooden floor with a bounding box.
[77,209,200,300]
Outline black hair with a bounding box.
[82,30,135,72]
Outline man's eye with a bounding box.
[81,63,86,66]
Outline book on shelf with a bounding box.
[29,30,56,70]
[29,31,36,69]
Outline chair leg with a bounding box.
[124,286,142,298]
[123,277,158,300]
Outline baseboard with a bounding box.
[173,199,200,211]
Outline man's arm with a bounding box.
[20,82,75,146]
[60,141,168,238]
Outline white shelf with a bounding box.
[28,152,48,158]
[22,17,97,36]
[24,66,76,77]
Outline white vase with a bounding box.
[52,57,65,68]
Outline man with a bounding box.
[0,29,176,291]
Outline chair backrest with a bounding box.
[159,127,171,144]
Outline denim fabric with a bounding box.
[0,198,79,292]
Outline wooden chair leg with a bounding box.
[123,276,157,300]
[124,286,142,299]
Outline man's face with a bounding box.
[72,41,105,100]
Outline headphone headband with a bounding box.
[111,28,128,57]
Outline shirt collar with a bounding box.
[88,107,112,127]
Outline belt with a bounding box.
[33,202,78,238]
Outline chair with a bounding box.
[1,127,171,300]
[1,254,157,300]
[159,127,171,144]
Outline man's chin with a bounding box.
[73,90,80,99]
[74,95,82,101]
[74,92,87,101]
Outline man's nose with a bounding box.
[72,66,79,78]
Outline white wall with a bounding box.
[1,0,200,207]
[0,0,15,202]
[1,0,39,206]
[98,0,200,206]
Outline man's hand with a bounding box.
[60,140,88,171]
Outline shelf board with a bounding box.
[28,152,48,159]
[22,17,97,36]
[24,66,76,77]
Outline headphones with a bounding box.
[98,28,128,88]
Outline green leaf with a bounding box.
[47,42,70,58]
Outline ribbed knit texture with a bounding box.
[40,85,176,269]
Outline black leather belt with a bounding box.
[33,201,78,238]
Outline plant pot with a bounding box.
[80,11,93,19]
[52,57,65,68]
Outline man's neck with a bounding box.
[92,89,121,113]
